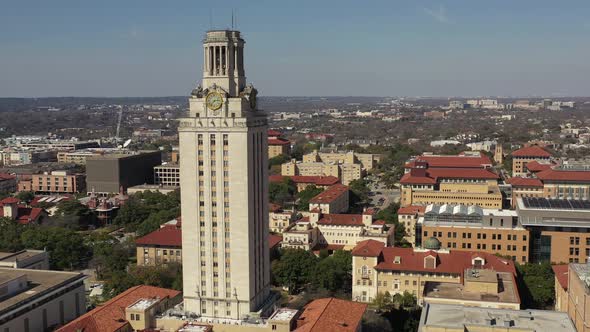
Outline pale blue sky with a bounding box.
[1,0,589,97]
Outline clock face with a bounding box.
[206,92,223,111]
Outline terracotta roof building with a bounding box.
[294,298,367,332]
[400,160,502,208]
[404,152,493,170]
[309,184,349,214]
[0,197,46,224]
[268,129,291,159]
[352,239,517,305]
[511,145,552,176]
[269,175,340,192]
[57,285,181,332]
[553,264,569,313]
[136,223,182,267]
[282,209,394,251]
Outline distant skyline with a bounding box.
[1,1,589,97]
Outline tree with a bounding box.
[516,262,555,309]
[373,291,393,311]
[103,263,183,299]
[52,199,96,229]
[362,310,393,332]
[21,226,89,270]
[271,249,317,294]
[0,217,25,252]
[16,191,35,203]
[269,177,296,205]
[296,185,324,211]
[348,178,371,211]
[269,154,290,167]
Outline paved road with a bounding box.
[367,176,400,210]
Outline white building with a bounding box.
[178,30,274,320]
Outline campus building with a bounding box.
[86,151,162,194]
[418,204,529,263]
[511,145,552,176]
[0,268,86,332]
[178,29,275,319]
[517,197,590,263]
[267,130,291,159]
[418,303,576,332]
[351,239,517,305]
[400,160,501,208]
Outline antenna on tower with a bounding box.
[231,9,234,30]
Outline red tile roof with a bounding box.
[268,137,291,145]
[269,203,282,213]
[269,234,283,249]
[0,173,16,180]
[57,285,181,332]
[1,197,19,204]
[135,224,182,247]
[525,160,554,172]
[270,175,340,186]
[0,203,45,224]
[374,247,515,276]
[536,168,590,182]
[309,184,348,204]
[397,205,426,215]
[405,153,492,169]
[294,297,367,332]
[267,129,282,137]
[400,168,498,184]
[351,239,385,257]
[552,265,569,291]
[317,213,364,226]
[507,177,544,187]
[511,146,551,157]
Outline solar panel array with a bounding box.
[522,197,590,210]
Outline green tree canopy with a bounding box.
[269,177,296,205]
[296,185,324,211]
[271,249,318,294]
[16,191,35,203]
[21,226,89,270]
[516,262,555,309]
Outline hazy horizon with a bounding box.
[2,0,589,98]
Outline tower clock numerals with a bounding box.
[206,92,224,111]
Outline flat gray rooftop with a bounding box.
[423,271,519,304]
[419,303,576,331]
[0,250,45,263]
[0,268,85,315]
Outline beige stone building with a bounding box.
[281,150,379,185]
[135,223,182,267]
[418,303,576,332]
[400,161,502,208]
[57,285,182,332]
[282,209,394,251]
[423,268,520,309]
[351,240,517,304]
[308,184,349,214]
[511,145,552,176]
[553,264,569,313]
[397,205,425,246]
[0,267,86,331]
[567,263,590,332]
[178,30,274,319]
[269,175,340,193]
[269,204,296,233]
[267,130,291,159]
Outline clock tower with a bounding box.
[179,30,273,320]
